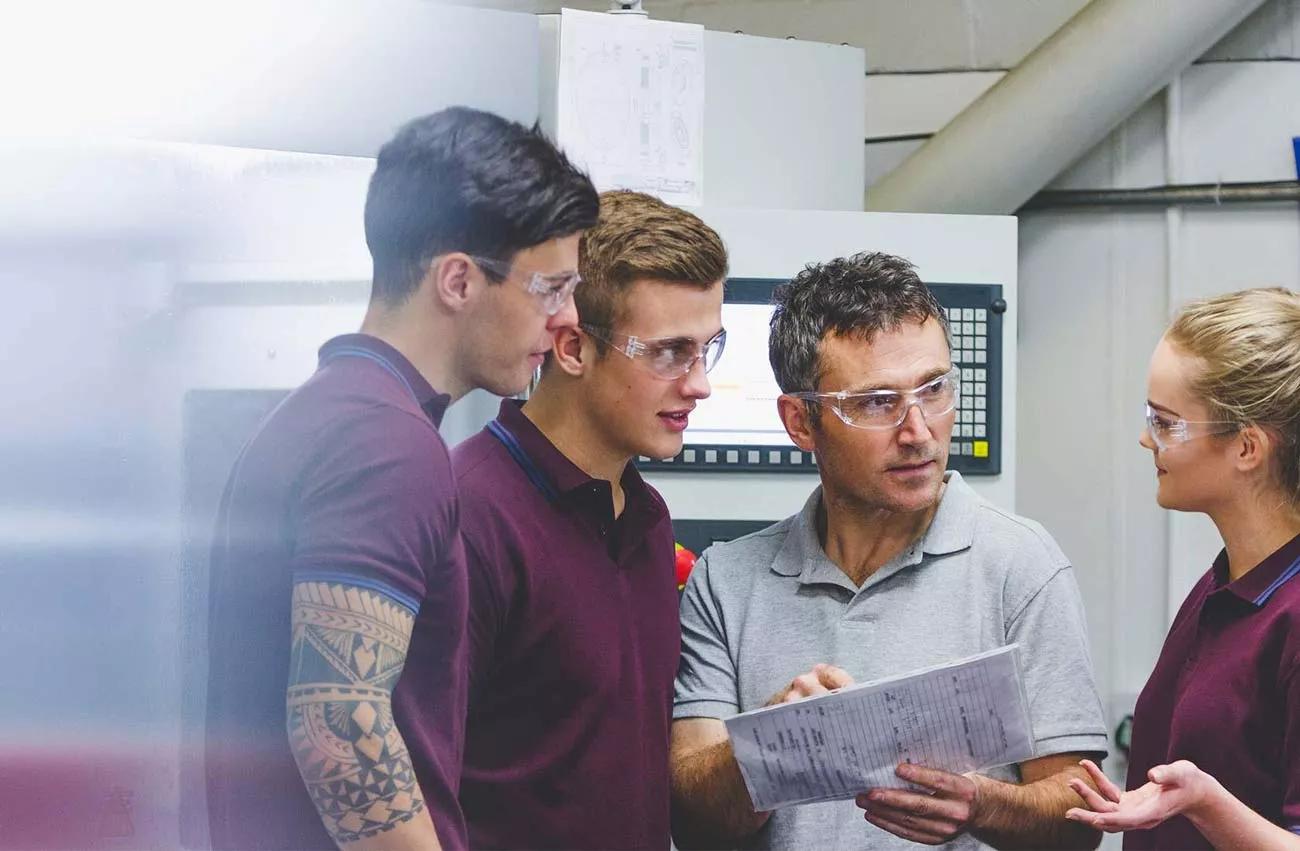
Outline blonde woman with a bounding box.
[1064,288,1300,850]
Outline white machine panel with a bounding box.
[645,207,1019,519]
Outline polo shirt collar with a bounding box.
[318,333,450,426]
[772,471,977,587]
[1210,531,1300,607]
[489,400,659,515]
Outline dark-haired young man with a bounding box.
[204,107,598,851]
[670,252,1109,851]
[453,190,728,850]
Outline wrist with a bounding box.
[967,772,999,830]
[1183,769,1229,827]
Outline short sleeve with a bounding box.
[290,408,455,611]
[674,553,741,720]
[458,510,518,700]
[1278,653,1300,830]
[1006,565,1110,758]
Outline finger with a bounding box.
[895,763,971,797]
[1065,808,1125,833]
[861,808,952,845]
[1079,759,1123,801]
[815,664,854,690]
[1067,778,1119,813]
[861,791,969,823]
[792,674,830,697]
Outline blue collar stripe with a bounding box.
[322,346,417,404]
[1254,555,1300,606]
[487,420,558,501]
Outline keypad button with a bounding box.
[726,450,739,464]
[704,449,718,463]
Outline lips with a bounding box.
[888,459,934,473]
[659,407,694,432]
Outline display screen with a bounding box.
[687,301,793,448]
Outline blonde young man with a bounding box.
[453,191,729,850]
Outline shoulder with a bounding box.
[965,490,1070,576]
[291,395,453,514]
[952,485,1075,613]
[690,516,798,594]
[452,428,515,491]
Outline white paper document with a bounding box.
[725,645,1036,811]
[555,8,704,206]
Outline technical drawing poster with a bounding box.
[556,8,704,206]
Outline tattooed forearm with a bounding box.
[287,580,425,845]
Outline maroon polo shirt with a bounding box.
[452,400,681,850]
[205,333,468,851]
[1126,532,1300,850]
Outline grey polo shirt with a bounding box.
[675,472,1108,851]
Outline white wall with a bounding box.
[1016,56,1300,771]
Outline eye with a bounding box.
[918,377,948,397]
[844,393,899,416]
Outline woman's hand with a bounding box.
[1064,758,1212,832]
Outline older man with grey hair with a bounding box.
[669,252,1108,851]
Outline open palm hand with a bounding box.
[1064,759,1210,833]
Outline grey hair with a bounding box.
[768,251,950,396]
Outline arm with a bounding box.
[670,718,768,849]
[857,752,1101,849]
[1068,758,1300,851]
[287,578,442,851]
[970,754,1103,849]
[671,665,855,849]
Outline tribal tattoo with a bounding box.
[287,579,424,844]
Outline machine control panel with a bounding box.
[637,279,1005,476]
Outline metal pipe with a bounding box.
[865,0,1268,215]
[1020,180,1300,211]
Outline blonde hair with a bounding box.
[577,190,728,332]
[1166,287,1300,505]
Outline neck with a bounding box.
[360,302,469,401]
[1208,492,1300,582]
[818,481,944,587]
[522,375,631,508]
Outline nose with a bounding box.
[1138,425,1155,451]
[546,293,579,332]
[679,356,712,400]
[895,402,934,446]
